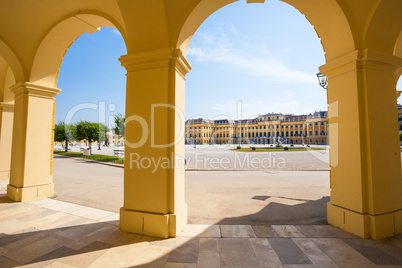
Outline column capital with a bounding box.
[10,82,61,100]
[0,102,14,112]
[119,48,192,79]
[320,49,402,78]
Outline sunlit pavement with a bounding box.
[1,185,402,267]
[51,155,329,225]
[1,155,402,267]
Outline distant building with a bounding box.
[185,111,329,145]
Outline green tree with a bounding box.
[54,122,76,152]
[75,121,107,151]
[114,113,125,137]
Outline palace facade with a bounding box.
[185,111,328,145]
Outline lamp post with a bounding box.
[316,72,328,89]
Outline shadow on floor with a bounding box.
[217,196,330,225]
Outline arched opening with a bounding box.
[52,26,127,213]
[0,55,16,183]
[4,12,128,208]
[183,0,330,226]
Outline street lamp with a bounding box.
[317,72,328,89]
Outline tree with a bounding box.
[54,122,76,152]
[75,121,107,151]
[114,113,125,137]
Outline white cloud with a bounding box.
[111,28,122,36]
[188,29,316,84]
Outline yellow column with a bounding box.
[119,48,190,238]
[0,102,14,180]
[322,49,402,240]
[7,82,61,202]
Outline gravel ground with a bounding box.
[55,144,330,171]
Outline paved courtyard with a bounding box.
[56,144,330,171]
[52,156,330,225]
[0,193,402,267]
[1,151,402,267]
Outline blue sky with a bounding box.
[56,0,402,126]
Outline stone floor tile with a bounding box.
[22,212,69,228]
[35,214,83,231]
[56,220,102,241]
[180,224,221,237]
[249,238,282,267]
[272,225,305,238]
[45,261,78,268]
[4,229,56,251]
[199,238,218,252]
[96,226,128,245]
[37,200,77,211]
[69,207,100,217]
[0,227,41,248]
[268,238,312,265]
[14,207,56,222]
[128,246,170,267]
[0,219,27,236]
[87,241,149,267]
[59,241,113,267]
[167,238,199,263]
[165,263,197,268]
[58,204,81,214]
[252,225,280,238]
[28,246,76,265]
[84,210,117,221]
[283,265,315,268]
[387,235,402,250]
[297,225,358,238]
[0,205,42,223]
[0,255,21,268]
[220,225,256,238]
[96,212,119,224]
[0,246,8,256]
[118,233,162,247]
[218,238,260,267]
[25,198,56,206]
[55,217,92,231]
[293,238,339,267]
[88,243,169,268]
[311,238,375,267]
[343,238,402,265]
[197,252,220,268]
[4,235,65,264]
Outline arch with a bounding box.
[30,11,128,88]
[0,38,24,83]
[364,0,402,56]
[0,56,16,102]
[176,0,355,62]
[394,30,402,59]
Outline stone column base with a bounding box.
[327,202,402,240]
[120,203,188,238]
[6,183,54,202]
